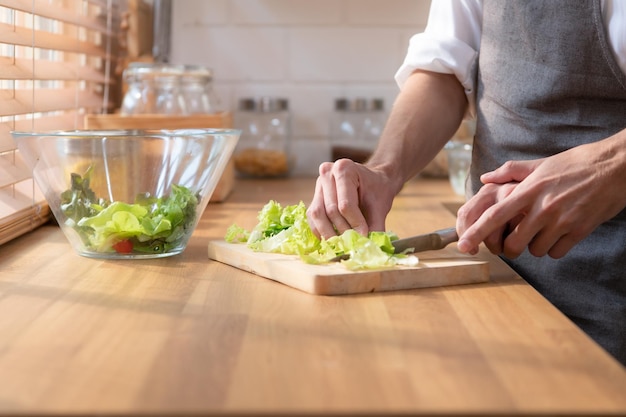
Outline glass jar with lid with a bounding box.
[233,97,292,177]
[180,65,222,114]
[120,63,186,115]
[120,63,148,115]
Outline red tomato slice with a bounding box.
[112,239,133,254]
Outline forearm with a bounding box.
[366,70,467,193]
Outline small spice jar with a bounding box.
[233,97,292,178]
[330,97,386,163]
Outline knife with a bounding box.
[330,226,459,261]
[391,226,459,254]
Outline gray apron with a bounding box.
[472,0,626,365]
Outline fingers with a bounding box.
[504,221,581,259]
[332,160,369,235]
[456,183,518,255]
[482,229,506,256]
[458,160,538,256]
[526,230,561,258]
[361,194,387,232]
[306,173,338,239]
[457,183,587,260]
[456,183,500,232]
[320,168,354,234]
[521,209,590,259]
[546,234,580,259]
[457,193,527,256]
[498,215,538,259]
[306,160,370,239]
[480,159,541,184]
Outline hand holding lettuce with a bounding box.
[225,200,418,270]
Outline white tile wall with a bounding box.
[170,0,431,176]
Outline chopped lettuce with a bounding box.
[225,200,418,270]
[225,224,250,243]
[60,168,198,254]
[245,200,320,255]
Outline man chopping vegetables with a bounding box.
[306,1,626,366]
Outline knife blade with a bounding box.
[330,226,459,261]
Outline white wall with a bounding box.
[170,0,431,176]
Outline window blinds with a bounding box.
[0,0,124,245]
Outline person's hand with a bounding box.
[456,140,626,259]
[306,159,402,239]
[455,182,521,256]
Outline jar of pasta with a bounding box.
[233,97,293,178]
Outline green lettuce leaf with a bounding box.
[225,224,250,243]
[247,200,320,255]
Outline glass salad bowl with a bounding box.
[12,128,240,259]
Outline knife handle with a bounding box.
[391,226,460,254]
[436,227,459,248]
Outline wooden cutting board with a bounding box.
[207,240,490,295]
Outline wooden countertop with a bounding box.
[1,177,624,416]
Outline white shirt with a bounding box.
[395,0,626,112]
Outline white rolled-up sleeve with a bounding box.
[395,0,483,115]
